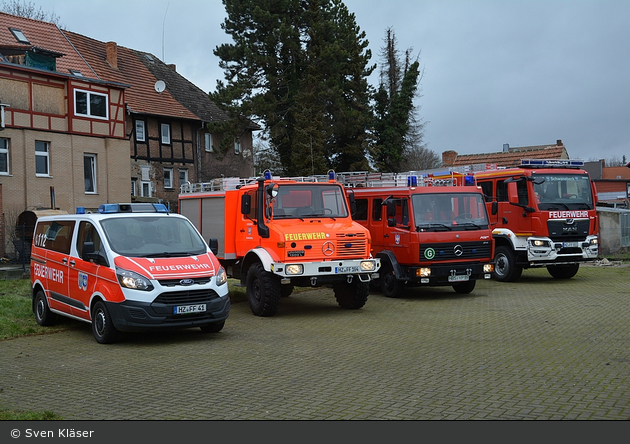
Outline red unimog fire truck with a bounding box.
[178,171,380,317]
[338,170,495,298]
[470,159,599,281]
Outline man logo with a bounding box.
[322,241,335,256]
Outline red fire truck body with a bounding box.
[338,171,495,298]
[471,159,599,281]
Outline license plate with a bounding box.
[562,242,579,248]
[174,304,206,314]
[336,266,360,273]
[448,275,469,282]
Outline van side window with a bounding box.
[76,221,102,260]
[372,198,382,221]
[33,220,75,254]
[354,198,368,221]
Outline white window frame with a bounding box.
[179,169,188,187]
[234,139,241,155]
[35,140,50,177]
[164,167,173,189]
[0,138,9,175]
[140,181,152,197]
[131,179,137,197]
[135,120,146,142]
[84,153,97,194]
[161,123,171,145]
[74,89,109,120]
[205,133,213,152]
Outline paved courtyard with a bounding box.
[1,264,629,420]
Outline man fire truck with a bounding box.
[470,159,599,281]
[338,170,495,298]
[178,171,380,317]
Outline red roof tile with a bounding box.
[443,144,569,168]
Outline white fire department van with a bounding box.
[30,203,230,344]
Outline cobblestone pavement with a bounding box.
[1,265,629,420]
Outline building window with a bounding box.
[179,169,188,187]
[35,141,50,176]
[161,123,171,144]
[205,133,213,152]
[164,167,173,188]
[84,154,97,193]
[10,28,29,44]
[140,181,152,197]
[74,89,108,119]
[0,138,9,174]
[234,139,241,155]
[135,120,145,142]
[131,179,137,197]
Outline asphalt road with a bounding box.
[1,264,629,420]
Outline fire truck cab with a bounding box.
[179,171,380,317]
[339,171,495,298]
[473,159,599,281]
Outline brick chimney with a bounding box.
[106,42,118,69]
[168,64,176,71]
[442,150,458,167]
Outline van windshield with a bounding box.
[100,216,207,257]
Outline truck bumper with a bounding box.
[404,262,493,286]
[525,235,599,264]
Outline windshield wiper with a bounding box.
[416,223,452,231]
[455,222,483,229]
[547,202,570,210]
[144,251,196,258]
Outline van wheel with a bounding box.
[91,301,119,344]
[246,263,281,317]
[34,290,56,326]
[380,263,404,298]
[333,280,369,309]
[200,320,225,333]
[547,264,579,279]
[494,246,522,282]
[453,280,476,294]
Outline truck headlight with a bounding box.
[360,260,376,272]
[116,267,153,291]
[416,268,431,277]
[483,264,494,273]
[216,267,227,286]
[531,239,550,247]
[286,264,304,275]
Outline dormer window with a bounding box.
[9,28,29,44]
[69,69,83,76]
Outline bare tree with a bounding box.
[1,0,62,26]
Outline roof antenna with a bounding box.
[162,2,170,61]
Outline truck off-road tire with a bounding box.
[34,290,56,326]
[547,263,579,279]
[453,280,476,294]
[91,301,120,344]
[494,246,522,282]
[247,263,281,317]
[200,320,225,333]
[333,280,369,309]
[380,262,405,298]
[280,283,294,298]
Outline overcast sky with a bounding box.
[36,0,630,163]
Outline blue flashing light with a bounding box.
[521,159,584,167]
[98,204,120,214]
[76,206,86,214]
[328,170,336,180]
[153,203,169,213]
[264,170,272,180]
[464,175,475,186]
[407,176,418,187]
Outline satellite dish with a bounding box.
[154,80,166,93]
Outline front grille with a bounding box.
[153,289,220,305]
[547,219,590,242]
[420,241,492,261]
[158,277,212,287]
[335,232,368,257]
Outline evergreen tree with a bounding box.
[211,0,374,176]
[372,28,438,172]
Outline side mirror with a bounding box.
[208,238,219,255]
[491,201,498,215]
[347,192,356,215]
[266,184,279,198]
[507,182,519,205]
[83,242,109,266]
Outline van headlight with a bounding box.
[216,267,227,286]
[116,267,154,291]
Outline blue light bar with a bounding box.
[97,203,169,214]
[521,159,584,167]
[464,175,475,186]
[407,176,418,186]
